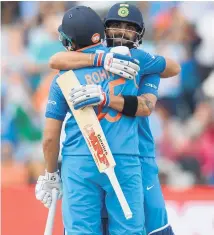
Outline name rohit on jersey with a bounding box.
[85,69,114,85]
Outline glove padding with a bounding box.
[93,52,140,80]
[69,84,110,110]
[35,170,62,208]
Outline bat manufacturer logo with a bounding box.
[84,125,109,167]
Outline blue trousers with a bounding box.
[61,155,144,235]
[101,157,169,235]
[141,157,168,234]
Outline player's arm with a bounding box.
[49,51,94,70]
[43,118,62,172]
[109,74,159,117]
[142,52,181,78]
[44,77,69,171]
[35,76,69,208]
[69,74,160,117]
[161,57,181,78]
[49,51,140,79]
[36,116,63,208]
[69,87,157,117]
[109,93,157,117]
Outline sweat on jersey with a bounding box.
[45,43,166,157]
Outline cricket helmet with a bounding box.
[104,3,145,47]
[58,6,105,50]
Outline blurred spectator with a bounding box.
[194,11,214,83]
[26,13,64,91]
[1,141,28,186]
[1,1,20,24]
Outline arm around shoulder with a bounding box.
[109,93,157,117]
[161,58,181,78]
[49,51,95,70]
[135,93,157,116]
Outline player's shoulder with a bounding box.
[50,70,68,87]
[96,45,109,53]
[143,73,160,81]
[130,48,148,60]
[52,70,67,81]
[131,47,147,55]
[131,48,157,63]
[82,43,108,53]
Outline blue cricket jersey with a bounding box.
[45,44,165,157]
[138,74,161,157]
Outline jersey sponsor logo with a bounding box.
[145,83,157,90]
[146,185,154,190]
[48,100,56,105]
[84,125,109,167]
[91,33,100,44]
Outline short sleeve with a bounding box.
[45,75,69,121]
[138,74,160,97]
[139,51,166,75]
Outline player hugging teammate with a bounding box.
[36,3,180,235]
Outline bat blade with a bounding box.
[57,70,115,172]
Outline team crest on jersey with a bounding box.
[118,7,129,17]
[91,33,100,43]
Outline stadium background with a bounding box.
[1,1,214,235]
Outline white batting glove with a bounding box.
[35,170,62,208]
[93,52,140,79]
[69,84,110,110]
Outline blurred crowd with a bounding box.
[1,1,214,187]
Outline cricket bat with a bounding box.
[44,188,58,235]
[57,70,132,220]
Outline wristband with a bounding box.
[93,53,104,67]
[122,95,138,117]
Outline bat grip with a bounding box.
[104,167,133,220]
[44,188,58,235]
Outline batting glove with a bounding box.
[69,84,110,110]
[93,52,140,80]
[35,170,62,208]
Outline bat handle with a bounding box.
[104,167,133,220]
[44,188,58,235]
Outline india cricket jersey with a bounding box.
[138,74,161,157]
[45,44,165,157]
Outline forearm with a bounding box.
[43,118,62,173]
[49,51,95,70]
[161,58,181,78]
[109,94,124,112]
[43,137,60,173]
[109,94,154,117]
[135,95,154,116]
